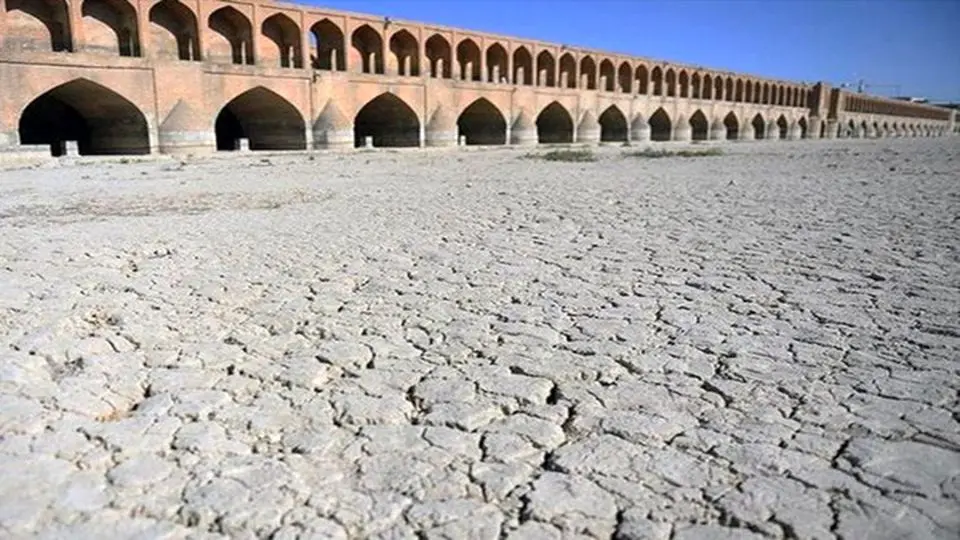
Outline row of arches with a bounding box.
[15,79,950,157]
[5,0,809,106]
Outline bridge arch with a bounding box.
[352,24,384,74]
[776,115,788,139]
[425,34,452,79]
[536,50,556,87]
[649,107,671,141]
[487,43,509,83]
[536,102,573,143]
[389,29,419,76]
[262,13,302,68]
[310,19,345,71]
[580,56,597,90]
[690,110,708,141]
[354,93,420,148]
[513,46,533,86]
[149,0,200,61]
[82,0,140,56]
[635,65,648,95]
[618,62,632,94]
[723,112,739,140]
[457,98,506,145]
[18,78,149,156]
[599,105,628,142]
[457,38,481,81]
[208,7,253,65]
[559,53,576,89]
[214,86,306,151]
[5,0,73,52]
[752,113,766,139]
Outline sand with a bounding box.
[0,138,958,539]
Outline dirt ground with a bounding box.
[1,139,958,539]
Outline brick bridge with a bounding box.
[1,0,957,157]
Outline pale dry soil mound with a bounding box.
[0,139,958,539]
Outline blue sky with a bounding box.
[309,0,960,102]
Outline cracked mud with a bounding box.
[1,139,958,539]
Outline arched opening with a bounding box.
[599,105,627,142]
[752,114,765,139]
[352,24,383,74]
[536,102,573,144]
[457,98,506,145]
[651,66,663,96]
[536,51,556,87]
[872,121,881,138]
[723,112,739,140]
[734,79,744,102]
[798,117,808,138]
[148,0,199,61]
[389,30,419,76]
[777,115,788,139]
[744,81,753,103]
[5,0,73,52]
[262,13,302,68]
[636,65,648,95]
[310,19,345,71]
[861,120,869,138]
[354,93,419,148]
[457,39,481,81]
[689,110,708,141]
[19,78,149,156]
[599,59,615,92]
[487,43,509,83]
[208,7,253,65]
[513,47,533,86]
[762,83,770,104]
[819,121,826,138]
[559,53,576,89]
[714,77,723,101]
[425,34,451,79]
[724,78,734,102]
[665,69,676,97]
[649,108,671,141]
[618,62,632,94]
[679,70,689,98]
[777,86,785,106]
[581,56,597,90]
[753,82,762,104]
[81,0,140,56]
[703,74,713,99]
[691,73,701,99]
[215,87,305,151]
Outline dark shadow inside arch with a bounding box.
[18,79,149,156]
[536,102,573,144]
[777,115,788,139]
[724,112,739,140]
[599,106,627,142]
[354,93,420,148]
[752,114,765,140]
[690,110,708,141]
[215,87,306,151]
[649,108,671,141]
[798,117,808,138]
[457,98,506,145]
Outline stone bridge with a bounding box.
[1,0,956,157]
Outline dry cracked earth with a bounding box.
[0,139,958,539]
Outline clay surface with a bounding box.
[0,138,958,538]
